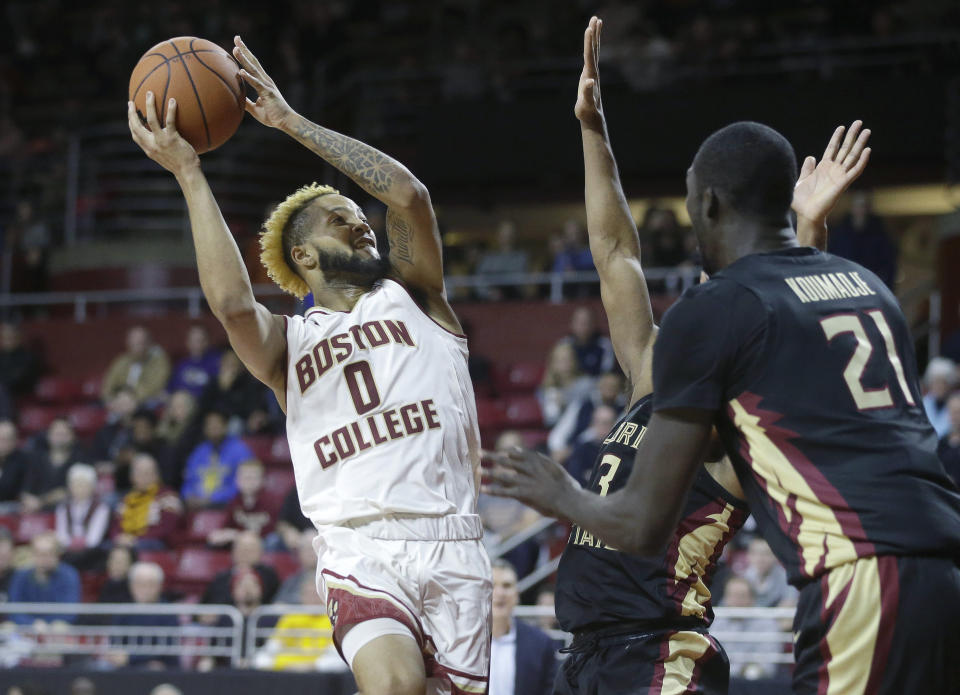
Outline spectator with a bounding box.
[537,342,594,427]
[742,537,796,608]
[157,389,198,449]
[209,460,276,546]
[0,527,14,602]
[113,453,183,551]
[645,207,689,267]
[551,220,593,273]
[202,531,279,605]
[710,576,780,679]
[560,404,618,486]
[489,559,557,695]
[563,307,614,376]
[922,357,957,438]
[548,371,625,461]
[274,529,318,604]
[475,220,529,300]
[104,562,178,670]
[69,678,95,695]
[253,576,341,672]
[181,410,254,509]
[97,545,136,603]
[90,386,138,467]
[198,567,269,671]
[828,191,897,289]
[167,325,220,399]
[0,420,30,505]
[112,409,175,494]
[8,532,81,625]
[197,350,273,435]
[274,485,312,552]
[54,463,110,570]
[936,392,960,486]
[534,586,557,632]
[22,417,85,511]
[100,326,171,405]
[480,431,543,580]
[0,322,39,397]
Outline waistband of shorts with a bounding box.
[334,513,483,541]
[563,618,707,652]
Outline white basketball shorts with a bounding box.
[314,514,492,695]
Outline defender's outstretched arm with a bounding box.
[577,16,657,402]
[233,38,457,332]
[127,94,286,401]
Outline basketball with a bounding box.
[128,37,245,155]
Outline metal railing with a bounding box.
[245,605,345,672]
[0,602,245,668]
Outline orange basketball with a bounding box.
[129,37,245,155]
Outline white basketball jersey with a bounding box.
[284,279,481,528]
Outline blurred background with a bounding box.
[0,0,958,693]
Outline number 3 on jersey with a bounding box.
[344,361,381,415]
[596,454,621,496]
[820,310,915,411]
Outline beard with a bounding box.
[316,248,392,288]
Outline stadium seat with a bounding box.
[263,552,299,583]
[68,404,108,438]
[16,512,55,544]
[262,470,295,513]
[185,509,229,546]
[242,435,273,464]
[0,515,17,534]
[172,548,232,593]
[268,436,291,467]
[503,394,544,429]
[138,550,180,581]
[79,374,103,402]
[475,397,507,430]
[517,429,550,449]
[494,361,545,395]
[33,376,82,405]
[18,404,60,435]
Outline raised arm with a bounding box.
[127,94,286,403]
[577,17,657,402]
[232,38,458,332]
[793,120,872,250]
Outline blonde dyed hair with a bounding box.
[260,182,340,299]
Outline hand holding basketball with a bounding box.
[127,92,200,177]
[233,36,294,130]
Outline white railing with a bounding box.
[0,602,244,667]
[245,605,345,672]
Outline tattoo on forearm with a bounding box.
[386,209,414,264]
[294,122,400,195]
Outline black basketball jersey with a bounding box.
[555,395,748,633]
[654,247,960,586]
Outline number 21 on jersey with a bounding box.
[820,310,916,411]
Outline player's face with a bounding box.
[308,195,379,260]
[685,166,719,275]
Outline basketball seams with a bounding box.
[167,39,212,151]
[130,46,230,104]
[189,38,244,107]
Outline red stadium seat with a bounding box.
[263,552,300,583]
[79,374,103,402]
[242,435,273,463]
[268,436,291,467]
[172,548,232,593]
[263,469,295,498]
[185,509,229,546]
[138,550,180,581]
[503,395,544,429]
[494,362,545,395]
[18,405,60,435]
[68,404,108,438]
[0,515,17,534]
[16,512,55,544]
[475,397,507,430]
[33,376,82,405]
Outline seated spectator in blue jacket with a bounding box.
[489,559,558,695]
[168,325,220,399]
[181,410,253,509]
[551,220,594,273]
[104,561,179,670]
[8,532,81,625]
[562,404,619,487]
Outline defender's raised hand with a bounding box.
[575,16,604,132]
[482,448,581,520]
[233,36,294,130]
[127,92,199,176]
[793,120,871,234]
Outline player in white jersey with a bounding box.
[128,37,490,695]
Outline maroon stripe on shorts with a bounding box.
[864,556,900,694]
